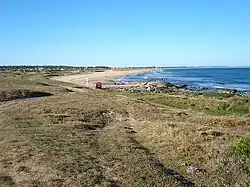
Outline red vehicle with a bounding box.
[95,82,102,89]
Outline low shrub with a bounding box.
[233,137,250,158]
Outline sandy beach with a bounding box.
[51,68,153,88]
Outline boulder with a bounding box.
[144,82,174,88]
[229,89,237,94]
[175,84,188,89]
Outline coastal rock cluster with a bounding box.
[113,82,188,93]
[108,81,240,95]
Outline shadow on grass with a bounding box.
[0,175,15,186]
[128,136,205,186]
[0,90,54,102]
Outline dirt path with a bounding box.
[0,81,208,186]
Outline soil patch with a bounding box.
[77,109,114,130]
[0,89,53,102]
[0,175,15,186]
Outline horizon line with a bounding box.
[1,65,250,68]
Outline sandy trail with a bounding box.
[51,69,153,88]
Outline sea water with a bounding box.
[118,68,250,93]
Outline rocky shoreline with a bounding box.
[106,81,241,95]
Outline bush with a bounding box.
[226,102,249,115]
[233,137,250,158]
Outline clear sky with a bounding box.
[1,0,250,67]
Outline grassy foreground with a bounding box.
[0,71,250,187]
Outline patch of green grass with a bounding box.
[108,90,142,98]
[143,93,249,116]
[209,101,249,116]
[143,94,248,116]
[113,90,249,116]
[202,92,234,98]
[233,137,250,158]
[191,91,203,96]
[191,91,234,98]
[143,95,190,109]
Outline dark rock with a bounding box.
[64,88,74,92]
[73,86,84,89]
[210,130,223,136]
[229,89,237,94]
[115,81,192,94]
[175,84,188,89]
[201,87,209,90]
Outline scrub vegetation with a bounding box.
[0,71,249,187]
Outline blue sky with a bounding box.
[1,0,250,67]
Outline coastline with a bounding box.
[51,68,153,88]
[51,68,249,95]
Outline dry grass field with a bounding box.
[0,71,249,187]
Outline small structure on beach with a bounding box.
[95,82,102,89]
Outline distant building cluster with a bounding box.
[0,66,158,72]
[0,66,112,72]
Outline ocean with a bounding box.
[118,68,250,93]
